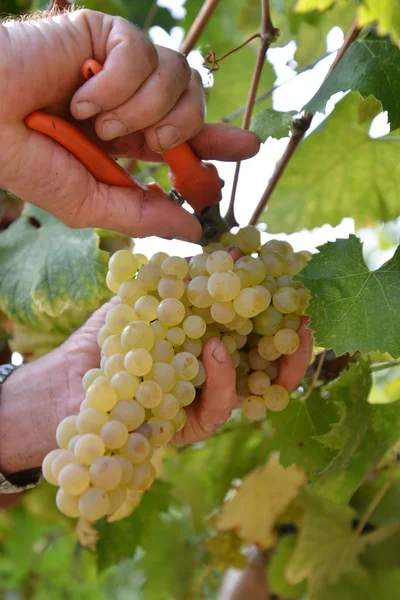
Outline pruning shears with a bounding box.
[25,59,229,245]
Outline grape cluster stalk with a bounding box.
[42,226,311,524]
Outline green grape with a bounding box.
[236,351,250,377]
[111,371,140,400]
[102,334,125,358]
[58,463,90,495]
[261,239,293,256]
[89,456,123,491]
[221,335,237,354]
[261,252,286,277]
[157,298,185,326]
[247,371,271,395]
[167,327,186,346]
[235,225,261,253]
[134,253,149,267]
[42,449,64,485]
[97,325,111,348]
[207,271,241,302]
[106,271,120,294]
[76,408,109,435]
[152,393,180,420]
[248,348,269,371]
[189,254,209,278]
[148,417,174,446]
[100,420,129,449]
[74,433,105,465]
[151,320,168,340]
[51,451,78,479]
[187,276,213,308]
[124,349,153,377]
[265,360,280,380]
[274,328,300,354]
[295,288,310,315]
[78,487,110,521]
[56,415,78,450]
[183,338,203,357]
[82,369,104,392]
[276,274,293,288]
[118,279,146,305]
[144,362,177,392]
[232,332,247,349]
[121,321,155,351]
[121,432,151,464]
[258,335,281,361]
[262,276,278,295]
[126,461,155,491]
[235,267,255,288]
[161,256,188,279]
[105,304,137,335]
[225,313,248,331]
[151,339,175,363]
[220,231,236,247]
[158,276,185,299]
[233,288,266,318]
[86,377,119,411]
[253,305,284,336]
[283,313,301,331]
[182,315,206,339]
[137,263,162,291]
[298,250,313,262]
[108,250,138,281]
[171,352,199,381]
[114,455,134,485]
[172,380,196,407]
[206,250,234,274]
[103,354,125,379]
[108,486,126,514]
[192,305,214,324]
[170,407,186,432]
[110,399,145,431]
[273,287,300,314]
[150,251,169,267]
[230,350,241,368]
[56,489,81,518]
[134,295,159,321]
[263,385,289,411]
[100,356,107,371]
[242,396,266,420]
[284,252,308,275]
[191,360,206,387]
[236,319,253,336]
[68,435,81,453]
[235,256,266,285]
[135,380,163,408]
[210,301,236,324]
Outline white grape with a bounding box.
[74,433,105,465]
[108,486,126,514]
[103,354,125,379]
[152,393,180,420]
[121,433,151,464]
[151,339,175,363]
[172,380,196,407]
[161,256,188,279]
[137,263,162,291]
[273,287,300,314]
[247,371,271,395]
[170,407,187,432]
[261,240,293,256]
[56,489,81,518]
[207,271,241,302]
[187,276,213,308]
[144,362,177,392]
[108,250,138,281]
[111,371,140,400]
[126,461,155,492]
[86,377,118,412]
[150,251,169,267]
[42,449,64,485]
[102,334,125,358]
[242,396,266,420]
[82,368,104,390]
[221,335,236,354]
[114,455,134,485]
[118,279,145,305]
[105,304,137,335]
[124,348,153,377]
[134,295,159,321]
[283,313,301,331]
[76,408,109,435]
[157,298,185,327]
[121,321,155,351]
[78,487,110,521]
[210,301,236,324]
[263,385,289,411]
[188,254,209,278]
[151,320,168,340]
[148,417,174,446]
[89,456,123,491]
[258,335,282,361]
[106,271,120,294]
[171,352,199,381]
[135,380,163,408]
[56,415,78,450]
[235,256,266,285]
[167,327,186,347]
[253,306,284,336]
[100,420,129,449]
[273,328,300,355]
[191,360,206,387]
[206,251,234,274]
[58,463,90,496]
[233,288,266,318]
[183,338,203,357]
[182,315,206,339]
[51,450,78,479]
[261,252,286,277]
[158,276,185,299]
[110,399,145,431]
[235,225,260,253]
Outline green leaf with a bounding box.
[295,0,336,10]
[306,37,400,131]
[259,93,400,233]
[251,108,297,141]
[268,534,307,598]
[352,471,400,527]
[268,390,338,475]
[313,361,400,502]
[286,488,397,596]
[0,205,110,329]
[358,0,400,42]
[370,568,400,599]
[296,235,400,357]
[311,571,374,600]
[361,528,400,570]
[100,557,146,600]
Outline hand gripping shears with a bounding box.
[25,59,229,245]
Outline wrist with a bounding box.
[0,348,70,474]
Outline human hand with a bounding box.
[0,9,260,239]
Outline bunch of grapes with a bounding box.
[42,226,311,524]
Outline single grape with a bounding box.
[137,263,162,291]
[221,335,237,354]
[235,225,260,253]
[253,306,284,336]
[110,399,145,431]
[56,415,78,450]
[276,274,293,288]
[97,325,111,348]
[261,240,293,256]
[152,393,180,420]
[210,301,236,324]
[235,256,266,285]
[151,339,175,363]
[233,288,266,318]
[58,463,90,496]
[51,450,78,479]
[273,287,300,314]
[135,253,149,267]
[171,352,199,381]
[82,368,104,391]
[225,313,248,331]
[189,254,209,278]
[236,267,255,288]
[191,360,206,387]
[108,250,138,281]
[68,435,81,452]
[220,232,236,247]
[111,371,140,400]
[203,242,223,253]
[172,380,196,407]
[274,328,300,354]
[183,338,203,357]
[105,304,137,335]
[157,298,185,327]
[121,433,152,464]
[118,279,146,306]
[56,489,81,518]
[134,295,159,321]
[144,362,177,392]
[100,420,129,449]
[89,456,123,491]
[74,434,105,466]
[158,276,185,299]
[114,455,134,485]
[258,336,282,361]
[102,334,125,358]
[76,408,109,435]
[262,276,278,295]
[265,360,280,380]
[121,321,155,351]
[182,315,206,339]
[148,417,174,446]
[248,348,269,371]
[187,276,213,308]
[170,407,186,432]
[150,251,169,267]
[247,371,271,395]
[108,486,126,514]
[263,385,289,411]
[283,313,301,331]
[126,461,155,492]
[206,251,234,274]
[42,449,64,485]
[161,256,189,279]
[236,319,253,336]
[78,487,110,522]
[261,252,286,277]
[103,354,125,379]
[167,327,186,347]
[136,380,163,408]
[284,252,308,276]
[106,271,120,294]
[207,271,241,302]
[242,396,266,420]
[124,348,153,377]
[151,320,168,340]
[230,350,241,368]
[232,332,247,350]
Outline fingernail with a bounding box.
[75,102,101,120]
[156,125,180,151]
[102,120,125,140]
[212,341,228,364]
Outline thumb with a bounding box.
[5,126,202,241]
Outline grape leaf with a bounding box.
[311,571,373,600]
[313,361,400,502]
[268,534,307,598]
[361,528,400,570]
[286,488,398,596]
[0,205,111,329]
[259,93,400,233]
[296,235,400,357]
[268,390,338,475]
[306,36,400,131]
[352,471,400,527]
[215,452,306,549]
[251,108,297,141]
[295,0,335,10]
[357,0,400,42]
[100,558,146,600]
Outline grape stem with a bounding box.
[370,359,400,373]
[248,14,361,226]
[179,0,221,56]
[225,0,278,228]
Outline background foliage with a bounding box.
[0,0,400,598]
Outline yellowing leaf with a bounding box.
[215,452,306,549]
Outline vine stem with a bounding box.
[225,0,278,228]
[353,467,397,540]
[370,359,400,373]
[301,350,326,403]
[179,0,221,57]
[248,14,361,226]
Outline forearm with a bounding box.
[0,348,67,474]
